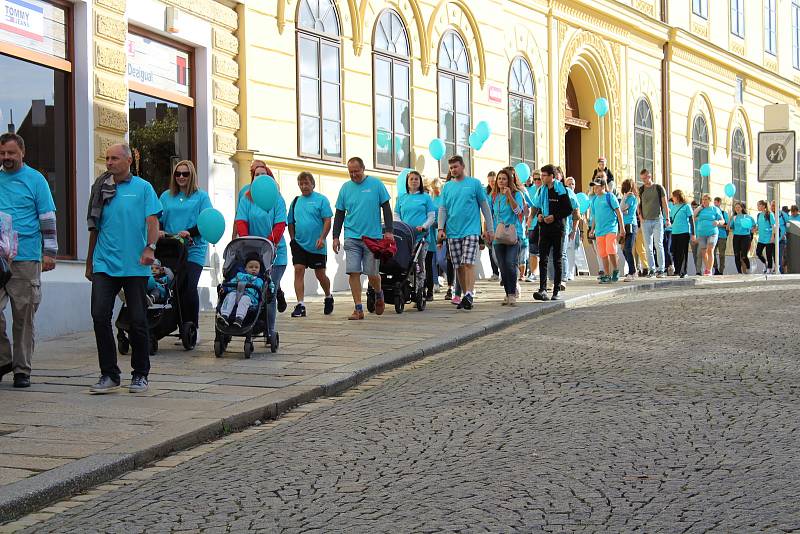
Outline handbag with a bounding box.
[495,223,518,245]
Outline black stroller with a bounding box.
[116,235,198,355]
[366,221,428,314]
[213,237,279,359]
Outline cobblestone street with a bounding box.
[16,284,800,533]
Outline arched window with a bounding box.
[634,98,654,185]
[297,0,341,161]
[373,10,410,170]
[508,56,535,169]
[731,128,747,205]
[692,115,709,200]
[437,30,471,175]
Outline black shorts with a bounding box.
[290,240,327,270]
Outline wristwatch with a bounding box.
[147,243,157,251]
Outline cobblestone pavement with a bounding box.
[18,284,800,533]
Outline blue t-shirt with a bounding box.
[0,164,56,261]
[492,191,524,239]
[757,212,775,244]
[621,194,638,225]
[287,191,333,255]
[731,214,755,236]
[564,188,579,232]
[235,192,288,265]
[396,192,435,243]
[226,272,264,303]
[590,193,620,237]
[717,209,730,239]
[93,176,162,277]
[669,203,693,235]
[532,181,567,217]
[430,195,443,244]
[335,176,390,240]
[777,211,789,239]
[440,177,487,239]
[159,189,213,266]
[526,185,541,230]
[695,206,723,237]
[789,214,800,223]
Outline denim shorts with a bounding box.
[344,238,379,276]
[696,234,718,249]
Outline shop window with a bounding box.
[437,30,471,176]
[0,0,73,257]
[634,98,654,185]
[692,115,709,201]
[373,10,410,170]
[126,31,194,196]
[731,129,747,206]
[508,56,535,170]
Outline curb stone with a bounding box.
[0,277,697,523]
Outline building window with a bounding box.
[126,31,194,196]
[765,0,777,55]
[373,10,410,170]
[437,31,471,176]
[735,77,744,104]
[731,0,745,37]
[693,0,708,19]
[297,0,341,161]
[508,56,535,170]
[731,128,747,206]
[0,0,73,257]
[634,98,654,185]
[792,1,800,69]
[692,115,710,201]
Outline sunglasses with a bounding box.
[174,171,191,178]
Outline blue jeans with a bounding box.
[268,263,286,336]
[493,242,520,296]
[642,219,665,273]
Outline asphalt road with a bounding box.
[22,284,800,533]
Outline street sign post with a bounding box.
[757,130,797,276]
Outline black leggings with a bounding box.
[180,261,204,327]
[425,251,434,294]
[446,256,455,286]
[756,242,774,269]
[670,233,691,276]
[732,235,752,273]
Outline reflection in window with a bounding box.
[297,0,341,161]
[765,0,777,55]
[373,10,410,170]
[508,57,535,170]
[692,115,709,201]
[437,31,471,176]
[731,129,747,206]
[0,53,71,256]
[634,98,654,184]
[730,0,745,37]
[693,0,708,18]
[129,91,192,195]
[792,1,800,69]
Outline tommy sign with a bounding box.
[0,0,44,41]
[758,130,797,182]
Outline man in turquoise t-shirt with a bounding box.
[713,197,731,275]
[86,144,161,395]
[288,171,334,318]
[0,133,58,389]
[437,155,494,311]
[332,157,394,320]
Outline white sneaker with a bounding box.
[624,274,636,282]
[489,274,499,281]
[507,295,517,307]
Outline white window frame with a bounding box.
[765,0,777,56]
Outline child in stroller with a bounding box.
[217,255,264,328]
[147,260,173,304]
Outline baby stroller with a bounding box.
[116,235,197,355]
[213,237,278,359]
[366,221,427,314]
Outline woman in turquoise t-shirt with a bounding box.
[395,171,436,301]
[755,200,776,273]
[491,168,524,305]
[159,160,213,333]
[668,189,694,278]
[692,194,724,275]
[619,179,638,281]
[730,201,755,274]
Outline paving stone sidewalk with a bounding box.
[0,273,786,521]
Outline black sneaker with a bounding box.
[425,292,434,302]
[216,313,229,327]
[533,288,550,301]
[13,373,30,388]
[323,296,334,315]
[129,374,149,393]
[559,283,566,292]
[0,363,11,383]
[550,291,561,301]
[444,288,452,301]
[277,289,287,313]
[461,294,473,310]
[232,319,243,328]
[291,304,306,318]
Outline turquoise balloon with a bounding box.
[724,183,736,198]
[576,192,590,214]
[251,175,278,212]
[197,208,225,244]
[594,97,609,117]
[514,162,531,183]
[468,131,485,150]
[700,163,711,178]
[429,138,446,161]
[475,121,491,142]
[396,168,412,197]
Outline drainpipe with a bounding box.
[661,2,671,192]
[234,3,253,193]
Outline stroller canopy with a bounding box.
[222,237,276,280]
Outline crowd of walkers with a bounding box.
[1,130,796,391]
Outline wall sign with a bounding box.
[0,0,66,59]
[488,84,503,104]
[1,0,43,41]
[126,32,191,97]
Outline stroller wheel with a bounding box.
[149,337,158,355]
[117,332,130,355]
[181,322,197,351]
[394,293,404,314]
[214,338,224,358]
[366,287,376,313]
[270,332,279,353]
[244,341,254,359]
[415,290,427,312]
